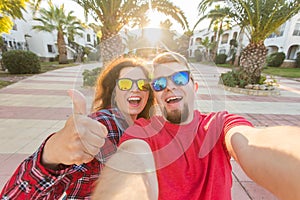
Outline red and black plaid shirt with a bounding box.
[0,108,127,199]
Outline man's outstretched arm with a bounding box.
[91,139,158,200]
[226,125,300,200]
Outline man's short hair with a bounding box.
[153,51,190,70]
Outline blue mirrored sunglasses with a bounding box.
[151,71,190,92]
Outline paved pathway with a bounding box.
[0,62,299,199]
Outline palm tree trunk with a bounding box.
[213,21,223,61]
[234,28,245,67]
[240,41,268,84]
[100,32,125,66]
[57,30,68,64]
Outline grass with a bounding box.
[0,80,12,88]
[215,64,300,78]
[262,67,300,78]
[0,61,78,89]
[40,61,78,73]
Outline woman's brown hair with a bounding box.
[92,57,154,119]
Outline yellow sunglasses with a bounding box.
[116,78,150,91]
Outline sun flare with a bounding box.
[146,10,162,28]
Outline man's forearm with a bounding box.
[226,126,300,200]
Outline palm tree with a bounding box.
[193,5,232,61]
[0,0,29,33]
[198,0,300,84]
[32,0,83,64]
[72,0,189,64]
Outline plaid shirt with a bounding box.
[0,108,128,200]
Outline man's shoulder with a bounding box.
[134,115,164,126]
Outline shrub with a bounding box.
[88,52,101,61]
[266,52,285,67]
[220,68,254,88]
[296,52,300,68]
[2,50,41,74]
[194,49,202,62]
[215,54,227,64]
[220,70,237,87]
[82,67,102,87]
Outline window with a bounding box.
[233,32,238,39]
[12,24,17,31]
[87,34,91,42]
[293,19,300,36]
[47,44,54,53]
[195,37,202,45]
[268,23,286,38]
[221,34,229,44]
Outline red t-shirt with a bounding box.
[120,110,253,200]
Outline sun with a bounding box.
[144,10,163,45]
[146,10,162,28]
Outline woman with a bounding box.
[0,57,154,199]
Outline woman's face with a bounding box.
[115,67,150,120]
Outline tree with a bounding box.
[0,0,29,33]
[198,0,300,84]
[194,5,232,61]
[201,36,216,61]
[32,0,83,64]
[175,30,193,57]
[72,0,189,64]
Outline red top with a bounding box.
[121,110,253,200]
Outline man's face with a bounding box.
[152,62,197,124]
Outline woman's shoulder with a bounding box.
[89,108,118,120]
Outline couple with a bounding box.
[2,52,300,199]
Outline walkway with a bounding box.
[0,62,299,199]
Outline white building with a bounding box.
[189,12,300,67]
[1,8,97,62]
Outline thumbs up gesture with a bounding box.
[41,89,108,169]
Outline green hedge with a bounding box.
[215,54,227,64]
[82,67,102,87]
[2,50,41,74]
[266,52,285,67]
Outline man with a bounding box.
[92,52,300,200]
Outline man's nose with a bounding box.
[165,79,176,90]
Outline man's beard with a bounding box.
[163,104,189,124]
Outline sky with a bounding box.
[49,0,203,33]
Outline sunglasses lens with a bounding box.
[137,80,150,91]
[172,71,189,86]
[152,77,167,91]
[118,79,133,90]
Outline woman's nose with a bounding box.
[131,82,139,91]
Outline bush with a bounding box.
[266,52,285,67]
[296,52,300,68]
[220,70,238,87]
[220,68,257,88]
[2,50,41,74]
[88,52,101,61]
[215,54,227,64]
[194,49,202,62]
[82,67,102,87]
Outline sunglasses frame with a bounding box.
[151,70,190,92]
[116,78,150,91]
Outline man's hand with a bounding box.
[42,89,108,169]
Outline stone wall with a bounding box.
[281,60,296,68]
